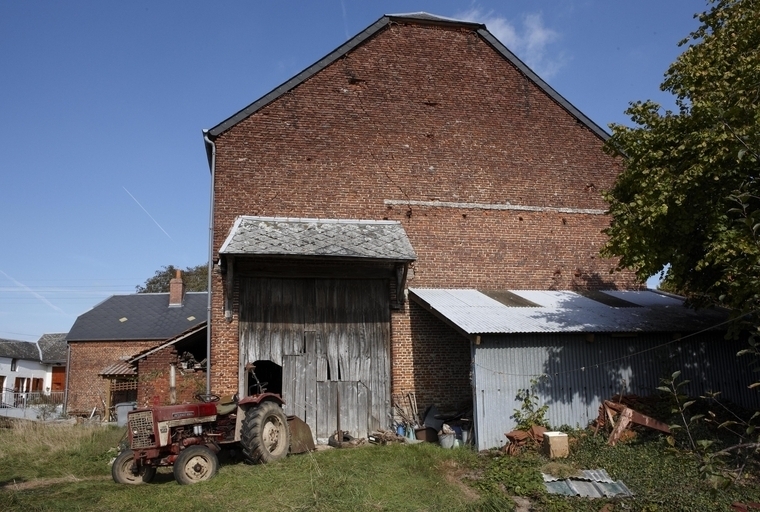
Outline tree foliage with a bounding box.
[136,264,208,293]
[602,0,760,318]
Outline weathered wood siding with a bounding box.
[239,277,390,440]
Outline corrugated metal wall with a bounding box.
[472,333,759,450]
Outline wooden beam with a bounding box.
[224,256,234,323]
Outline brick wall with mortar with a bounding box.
[136,347,206,408]
[66,340,159,415]
[208,22,640,412]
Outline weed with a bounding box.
[512,377,550,430]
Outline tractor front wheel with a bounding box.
[240,401,291,464]
[112,449,156,484]
[173,445,219,485]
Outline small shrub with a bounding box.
[512,377,550,430]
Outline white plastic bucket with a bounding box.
[439,434,456,449]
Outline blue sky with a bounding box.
[0,1,705,341]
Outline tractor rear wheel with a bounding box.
[173,445,218,485]
[112,449,156,484]
[240,401,290,464]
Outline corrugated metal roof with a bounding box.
[220,216,417,261]
[543,469,633,498]
[99,360,136,377]
[410,289,728,335]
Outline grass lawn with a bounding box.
[2,421,759,511]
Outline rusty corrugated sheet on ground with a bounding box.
[542,469,633,498]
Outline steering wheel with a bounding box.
[195,393,220,403]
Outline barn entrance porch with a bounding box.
[219,217,416,442]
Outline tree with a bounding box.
[136,264,208,293]
[602,0,760,319]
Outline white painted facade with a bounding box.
[0,355,62,420]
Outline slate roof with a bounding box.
[0,338,41,360]
[67,292,207,341]
[220,216,417,261]
[37,333,68,364]
[409,289,729,336]
[204,12,608,166]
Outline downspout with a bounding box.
[63,342,71,415]
[203,130,216,396]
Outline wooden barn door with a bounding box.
[239,277,390,441]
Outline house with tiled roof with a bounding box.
[65,272,207,416]
[0,334,67,419]
[0,338,46,408]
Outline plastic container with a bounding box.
[415,427,439,442]
[115,402,137,427]
[439,433,456,449]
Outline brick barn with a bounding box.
[202,13,641,442]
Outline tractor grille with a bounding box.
[128,410,155,449]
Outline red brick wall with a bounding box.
[66,340,158,416]
[208,22,640,410]
[392,301,472,411]
[136,347,206,408]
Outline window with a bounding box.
[10,359,17,371]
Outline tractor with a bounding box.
[112,364,313,485]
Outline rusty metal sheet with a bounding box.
[543,469,633,498]
[288,415,315,454]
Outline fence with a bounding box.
[1,388,65,409]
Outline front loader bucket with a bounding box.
[287,415,315,454]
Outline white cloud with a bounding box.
[455,8,565,79]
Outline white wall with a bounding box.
[0,356,49,402]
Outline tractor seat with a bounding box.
[216,395,237,416]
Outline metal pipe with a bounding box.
[169,363,176,405]
[203,130,216,396]
[63,342,71,415]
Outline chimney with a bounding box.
[169,270,185,306]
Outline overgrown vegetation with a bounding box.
[512,377,550,431]
[3,416,760,511]
[658,371,760,489]
[602,0,760,317]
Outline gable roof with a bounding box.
[37,333,68,364]
[220,216,417,262]
[67,292,207,342]
[203,12,608,167]
[410,289,730,337]
[0,338,41,361]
